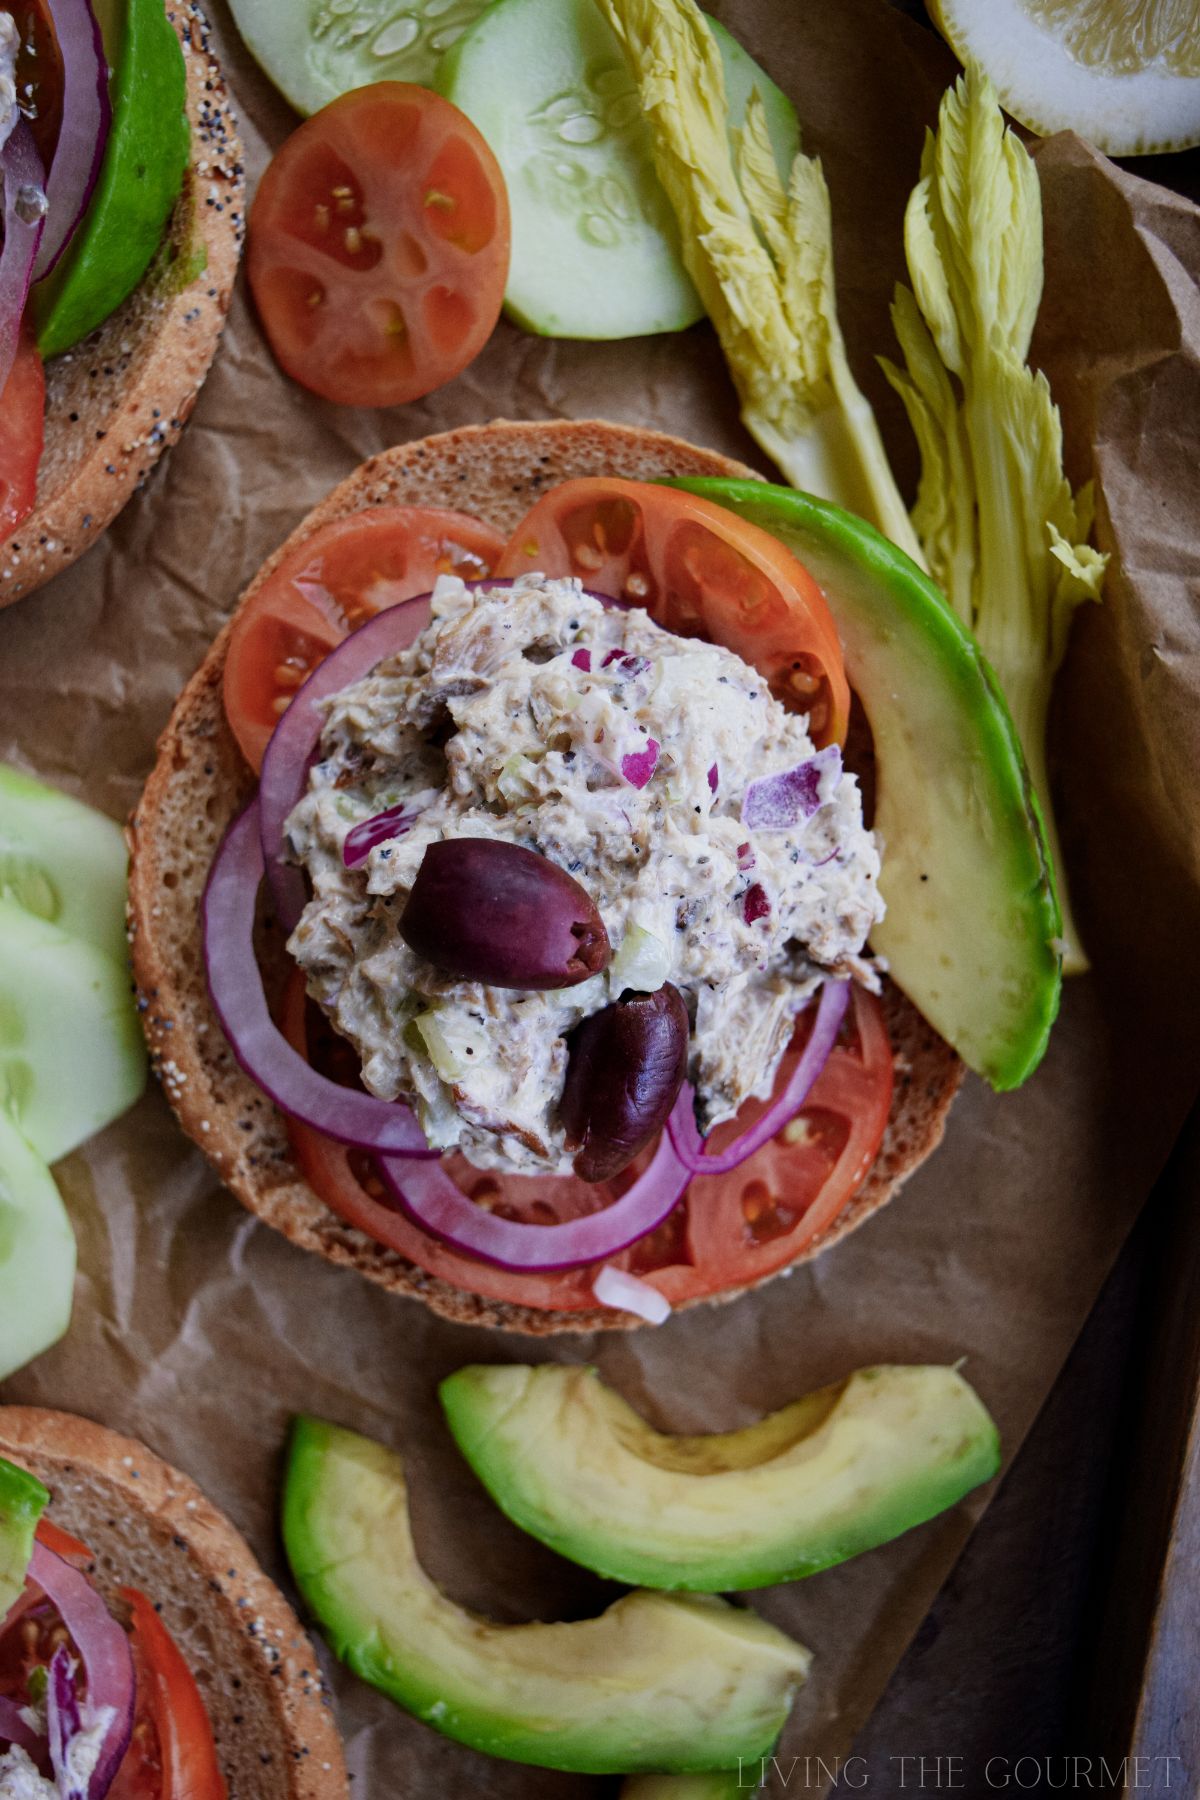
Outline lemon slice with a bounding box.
[930,0,1200,154]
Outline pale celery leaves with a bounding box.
[881,65,1106,971]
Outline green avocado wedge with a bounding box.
[35,0,190,358]
[667,476,1062,1091]
[440,1364,1000,1593]
[0,1451,49,1619]
[282,1416,810,1774]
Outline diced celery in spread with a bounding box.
[285,575,883,1176]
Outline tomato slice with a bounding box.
[495,477,851,747]
[34,1517,93,1567]
[112,1589,226,1800]
[279,970,892,1313]
[247,82,510,407]
[0,325,45,546]
[222,505,505,772]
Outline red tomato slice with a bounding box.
[112,1589,226,1800]
[222,505,506,772]
[247,83,510,408]
[279,971,892,1313]
[34,1517,93,1567]
[0,325,44,546]
[495,477,851,747]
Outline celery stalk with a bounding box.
[881,66,1106,971]
[593,0,926,566]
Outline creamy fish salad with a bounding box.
[284,573,884,1177]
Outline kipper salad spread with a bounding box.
[285,573,883,1178]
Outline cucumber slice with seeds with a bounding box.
[0,1107,76,1384]
[0,898,146,1164]
[0,764,129,966]
[438,0,799,339]
[228,0,489,114]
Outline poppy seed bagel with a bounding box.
[0,1406,349,1797]
[0,0,243,609]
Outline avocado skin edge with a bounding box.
[281,1414,807,1775]
[663,475,1062,1092]
[439,1364,1001,1595]
[35,0,191,358]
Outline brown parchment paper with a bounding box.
[2,1,1200,1793]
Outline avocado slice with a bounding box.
[440,1364,1000,1592]
[35,0,190,358]
[282,1416,810,1774]
[666,476,1061,1090]
[0,1453,49,1619]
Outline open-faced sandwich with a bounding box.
[0,0,241,607]
[129,417,1060,1333]
[0,1406,347,1797]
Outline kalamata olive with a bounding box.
[560,984,690,1183]
[400,838,610,988]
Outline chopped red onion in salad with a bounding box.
[742,746,842,833]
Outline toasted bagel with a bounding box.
[0,1405,348,1798]
[128,418,963,1335]
[0,0,242,608]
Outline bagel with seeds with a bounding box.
[0,1406,348,1797]
[0,0,242,609]
[128,418,962,1336]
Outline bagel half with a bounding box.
[0,0,243,608]
[0,1406,349,1798]
[128,418,963,1336]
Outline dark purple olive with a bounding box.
[560,983,689,1184]
[399,838,610,988]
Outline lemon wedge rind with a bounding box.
[931,0,1200,155]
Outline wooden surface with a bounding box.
[824,1105,1200,1793]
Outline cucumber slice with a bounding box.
[438,0,799,339]
[0,1108,76,1385]
[0,898,146,1164]
[228,0,490,113]
[0,765,129,966]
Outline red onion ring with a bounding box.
[668,980,850,1176]
[33,0,111,281]
[0,122,46,393]
[377,1089,692,1273]
[0,1694,46,1762]
[258,593,435,931]
[27,1541,133,1799]
[203,801,435,1157]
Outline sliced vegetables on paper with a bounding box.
[593,0,924,563]
[881,65,1107,971]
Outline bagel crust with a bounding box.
[0,1406,348,1799]
[128,419,963,1335]
[0,0,243,608]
